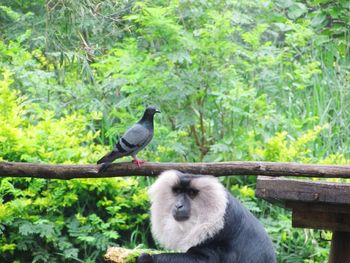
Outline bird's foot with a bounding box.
[132,159,145,167]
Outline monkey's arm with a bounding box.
[137,247,221,263]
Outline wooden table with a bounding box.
[256,176,350,263]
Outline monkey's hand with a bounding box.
[136,253,154,263]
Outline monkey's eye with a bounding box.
[172,187,182,195]
[188,189,199,198]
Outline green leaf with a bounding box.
[18,222,35,236]
[77,236,96,243]
[311,13,328,28]
[288,3,308,19]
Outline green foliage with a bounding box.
[0,70,103,163]
[252,125,328,162]
[0,73,150,262]
[0,177,150,263]
[0,0,349,262]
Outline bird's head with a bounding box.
[140,106,160,123]
[145,106,161,115]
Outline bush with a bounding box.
[0,72,150,263]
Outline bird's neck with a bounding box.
[139,112,154,128]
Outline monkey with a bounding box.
[137,170,276,263]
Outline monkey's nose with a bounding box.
[175,204,184,210]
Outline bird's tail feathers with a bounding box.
[97,150,122,164]
[98,162,112,173]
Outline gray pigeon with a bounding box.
[97,106,160,169]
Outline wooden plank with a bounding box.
[292,207,350,231]
[286,202,350,215]
[2,161,350,179]
[255,176,350,261]
[329,231,350,263]
[256,176,350,205]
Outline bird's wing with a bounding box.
[120,123,151,150]
[97,123,152,164]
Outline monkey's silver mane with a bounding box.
[149,170,228,252]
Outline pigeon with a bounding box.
[97,106,160,170]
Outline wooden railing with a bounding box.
[1,161,350,179]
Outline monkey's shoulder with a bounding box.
[193,192,276,263]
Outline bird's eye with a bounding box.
[188,189,199,198]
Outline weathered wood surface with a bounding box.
[2,161,350,180]
[256,176,350,232]
[286,202,350,215]
[291,204,350,231]
[256,176,350,262]
[329,231,350,263]
[256,176,350,205]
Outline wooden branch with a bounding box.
[1,161,350,180]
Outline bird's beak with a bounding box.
[155,109,161,113]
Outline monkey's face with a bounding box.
[149,170,228,251]
[171,177,199,221]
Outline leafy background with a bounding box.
[0,0,349,262]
